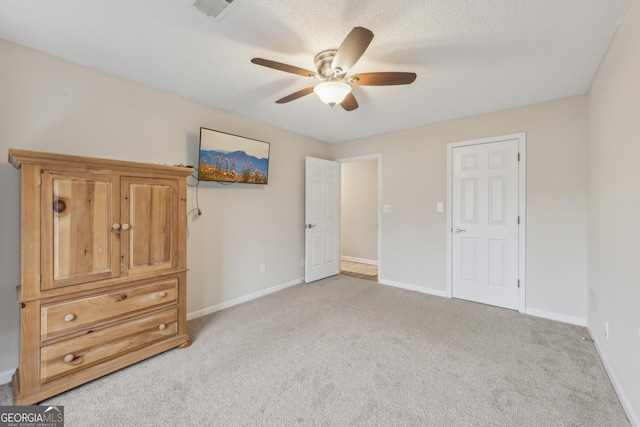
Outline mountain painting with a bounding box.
[198,129,270,184]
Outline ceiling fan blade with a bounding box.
[251,58,316,78]
[332,27,374,73]
[276,87,315,104]
[340,92,359,111]
[350,72,417,86]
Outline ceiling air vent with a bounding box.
[193,0,237,21]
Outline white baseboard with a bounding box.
[1,369,14,386]
[187,277,304,321]
[378,278,447,298]
[340,256,378,266]
[525,308,586,326]
[587,325,639,427]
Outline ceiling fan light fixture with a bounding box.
[313,81,351,107]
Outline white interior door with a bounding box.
[305,157,340,283]
[451,139,520,309]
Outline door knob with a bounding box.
[306,224,317,229]
[454,228,466,234]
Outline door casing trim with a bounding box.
[446,133,527,312]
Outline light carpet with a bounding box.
[0,275,630,426]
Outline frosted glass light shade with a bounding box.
[313,82,351,107]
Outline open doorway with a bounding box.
[338,155,381,282]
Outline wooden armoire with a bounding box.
[8,149,193,405]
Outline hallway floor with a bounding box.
[340,259,378,282]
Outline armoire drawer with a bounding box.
[40,309,177,384]
[41,278,177,340]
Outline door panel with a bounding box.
[305,157,340,283]
[488,239,505,286]
[461,178,478,223]
[41,171,120,290]
[461,237,477,281]
[121,177,178,276]
[452,139,519,309]
[488,177,506,224]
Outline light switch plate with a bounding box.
[436,202,444,213]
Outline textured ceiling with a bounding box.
[0,0,629,143]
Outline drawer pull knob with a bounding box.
[63,354,84,365]
[121,223,130,230]
[158,324,166,331]
[64,313,76,322]
[158,291,167,298]
[112,223,121,230]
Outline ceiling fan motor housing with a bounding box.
[314,50,341,78]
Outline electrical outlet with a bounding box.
[259,264,266,274]
[604,321,609,339]
[300,258,305,268]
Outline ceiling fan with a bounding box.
[251,27,417,111]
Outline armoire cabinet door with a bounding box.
[41,171,121,290]
[120,177,179,276]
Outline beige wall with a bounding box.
[330,96,589,320]
[0,39,330,378]
[340,159,378,262]
[587,0,640,422]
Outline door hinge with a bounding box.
[517,279,520,288]
[517,153,521,161]
[517,216,520,224]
